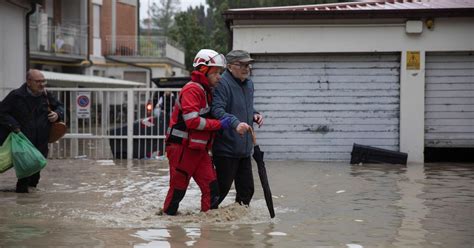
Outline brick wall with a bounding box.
[116,3,136,36]
[94,0,136,55]
[53,0,61,25]
[100,0,112,55]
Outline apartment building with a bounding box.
[28,0,186,87]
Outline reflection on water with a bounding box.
[421,164,474,248]
[0,160,473,247]
[393,164,430,247]
[0,225,48,242]
[133,229,171,248]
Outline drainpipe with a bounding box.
[137,0,140,56]
[84,0,93,69]
[225,19,233,51]
[26,2,37,71]
[111,0,116,53]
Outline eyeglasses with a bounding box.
[231,63,252,69]
[32,79,47,84]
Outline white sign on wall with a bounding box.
[76,92,91,118]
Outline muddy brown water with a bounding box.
[0,159,473,247]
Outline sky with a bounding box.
[140,0,208,20]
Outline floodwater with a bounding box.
[0,159,473,248]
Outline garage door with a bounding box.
[425,52,474,148]
[251,53,400,161]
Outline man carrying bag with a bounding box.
[0,69,64,193]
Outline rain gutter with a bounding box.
[224,8,474,29]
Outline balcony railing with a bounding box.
[29,24,88,57]
[104,36,185,63]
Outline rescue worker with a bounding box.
[162,49,232,215]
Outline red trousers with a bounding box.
[163,144,219,215]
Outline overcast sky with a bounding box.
[140,0,208,19]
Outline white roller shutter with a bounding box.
[425,52,474,148]
[252,53,400,161]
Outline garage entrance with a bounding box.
[251,53,401,161]
[424,52,474,162]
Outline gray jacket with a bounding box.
[211,70,258,158]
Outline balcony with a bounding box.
[29,23,88,61]
[104,36,185,65]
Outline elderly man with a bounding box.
[0,69,64,193]
[211,50,264,206]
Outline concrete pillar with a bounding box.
[400,50,425,163]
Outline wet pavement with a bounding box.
[0,159,473,247]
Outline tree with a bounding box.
[168,7,209,71]
[148,0,181,37]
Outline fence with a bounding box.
[47,88,180,160]
[29,24,88,57]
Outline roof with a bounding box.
[151,77,190,88]
[224,0,474,21]
[42,71,146,87]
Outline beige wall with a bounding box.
[232,18,474,54]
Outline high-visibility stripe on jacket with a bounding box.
[176,82,211,130]
[166,71,221,150]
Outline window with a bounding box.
[93,70,105,77]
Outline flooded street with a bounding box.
[0,159,473,247]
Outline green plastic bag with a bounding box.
[0,133,13,173]
[11,132,47,179]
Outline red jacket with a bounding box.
[167,71,221,150]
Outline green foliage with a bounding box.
[148,0,181,37]
[168,9,209,70]
[139,37,163,57]
[208,1,230,54]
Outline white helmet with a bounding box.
[192,49,226,68]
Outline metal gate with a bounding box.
[425,52,474,148]
[46,88,180,160]
[252,53,401,161]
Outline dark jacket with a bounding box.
[0,83,64,156]
[211,70,258,158]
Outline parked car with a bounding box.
[145,76,189,117]
[110,77,190,159]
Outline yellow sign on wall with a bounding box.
[407,51,420,70]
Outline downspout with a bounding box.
[224,16,233,51]
[26,2,37,71]
[137,0,140,57]
[228,22,233,51]
[84,0,93,69]
[111,0,116,53]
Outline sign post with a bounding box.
[406,51,420,70]
[76,92,91,119]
